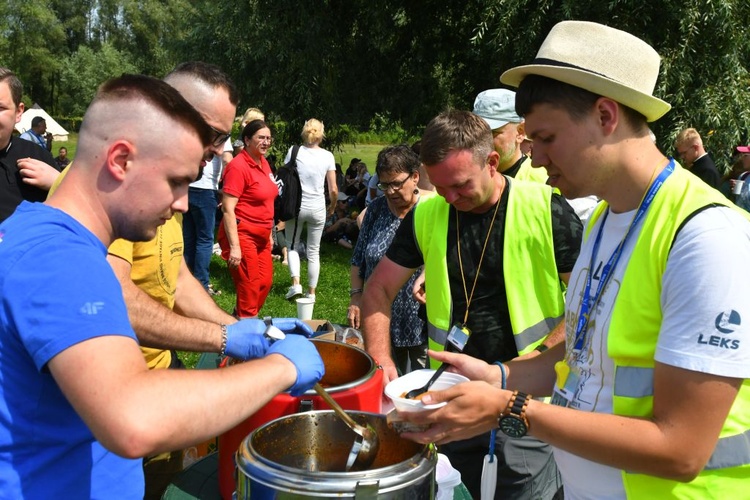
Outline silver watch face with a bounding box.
[499,415,527,438]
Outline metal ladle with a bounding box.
[313,383,379,471]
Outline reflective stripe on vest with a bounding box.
[706,429,750,470]
[613,366,653,398]
[614,367,750,470]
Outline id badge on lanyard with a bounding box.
[551,359,580,407]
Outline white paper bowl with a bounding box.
[385,368,469,412]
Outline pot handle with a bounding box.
[298,399,314,412]
[354,479,379,499]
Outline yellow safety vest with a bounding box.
[586,165,750,497]
[515,156,549,184]
[413,177,565,364]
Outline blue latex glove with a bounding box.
[225,320,271,360]
[269,318,314,337]
[266,334,325,396]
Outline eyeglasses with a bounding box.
[208,124,232,148]
[377,175,411,192]
[256,135,273,144]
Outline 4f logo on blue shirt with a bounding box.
[696,310,741,350]
[80,302,105,315]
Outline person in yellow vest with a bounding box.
[48,62,314,499]
[397,21,750,499]
[473,88,548,183]
[361,109,582,498]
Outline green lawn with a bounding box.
[53,132,78,159]
[333,143,385,173]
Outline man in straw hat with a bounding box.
[396,21,750,498]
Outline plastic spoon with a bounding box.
[404,363,450,399]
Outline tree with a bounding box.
[1,0,67,111]
[58,42,137,116]
[176,0,750,173]
[467,0,750,171]
[2,0,748,168]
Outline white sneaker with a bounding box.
[306,293,316,302]
[285,284,303,300]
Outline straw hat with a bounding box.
[500,21,671,122]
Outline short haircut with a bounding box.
[242,119,269,141]
[58,146,67,153]
[85,74,212,148]
[165,61,239,106]
[420,109,493,167]
[516,74,648,133]
[675,127,701,147]
[0,67,23,107]
[31,116,46,128]
[301,118,325,145]
[376,144,420,177]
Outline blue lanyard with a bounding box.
[572,159,675,352]
[30,131,46,147]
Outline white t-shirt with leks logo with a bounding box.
[553,205,750,500]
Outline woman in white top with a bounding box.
[284,118,337,301]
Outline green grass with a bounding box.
[333,144,386,173]
[53,132,78,159]
[179,240,354,368]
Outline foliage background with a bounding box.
[2,0,750,169]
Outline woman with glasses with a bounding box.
[348,145,432,374]
[283,118,338,302]
[218,120,277,317]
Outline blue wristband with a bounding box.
[493,361,507,389]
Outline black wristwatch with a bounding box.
[498,390,531,438]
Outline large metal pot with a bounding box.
[219,339,384,499]
[236,410,436,499]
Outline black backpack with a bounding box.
[274,145,302,222]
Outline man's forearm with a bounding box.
[540,319,565,349]
[506,343,563,396]
[360,290,394,365]
[121,277,226,353]
[174,258,236,324]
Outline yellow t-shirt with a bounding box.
[49,165,181,369]
[109,215,183,369]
